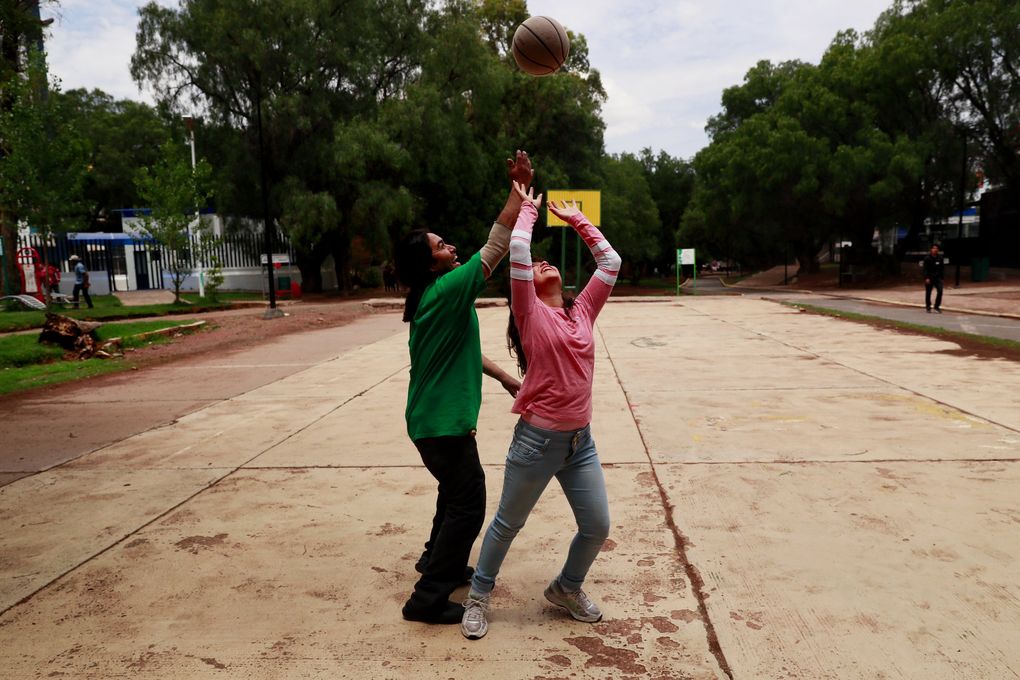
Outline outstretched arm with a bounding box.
[480,151,534,278]
[548,200,621,316]
[508,182,543,317]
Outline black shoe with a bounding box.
[934,308,942,314]
[926,308,931,313]
[402,600,464,625]
[414,558,475,584]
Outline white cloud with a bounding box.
[41,0,174,102]
[529,0,893,157]
[40,0,894,157]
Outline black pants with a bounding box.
[72,284,93,308]
[405,435,485,612]
[925,278,943,310]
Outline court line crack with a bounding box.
[597,323,734,680]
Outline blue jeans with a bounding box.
[471,419,610,595]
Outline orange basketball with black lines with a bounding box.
[511,16,570,76]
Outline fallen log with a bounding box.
[38,313,104,359]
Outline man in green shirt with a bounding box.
[395,151,532,624]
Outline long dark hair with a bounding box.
[394,229,437,322]
[506,295,574,376]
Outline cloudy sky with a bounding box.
[42,0,892,160]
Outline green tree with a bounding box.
[382,0,606,269]
[131,0,428,293]
[682,59,827,271]
[599,153,660,283]
[58,89,173,229]
[1,1,65,295]
[639,149,695,272]
[0,52,90,295]
[134,140,213,304]
[916,0,1020,192]
[131,0,608,293]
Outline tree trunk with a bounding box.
[1,208,19,296]
[795,241,820,274]
[298,258,322,293]
[39,313,103,358]
[331,232,352,294]
[296,245,328,293]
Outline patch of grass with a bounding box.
[0,359,131,397]
[94,319,197,342]
[0,335,65,368]
[0,318,205,396]
[0,319,200,370]
[781,301,1020,353]
[0,294,230,332]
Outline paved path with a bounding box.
[769,295,1020,342]
[1,298,1018,679]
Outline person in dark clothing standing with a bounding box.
[69,254,93,309]
[393,151,532,625]
[922,245,945,313]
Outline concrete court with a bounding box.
[1,298,1019,679]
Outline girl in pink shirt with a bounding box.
[462,182,621,639]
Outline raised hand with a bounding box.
[513,181,542,208]
[506,150,533,187]
[548,199,581,221]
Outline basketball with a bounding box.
[511,16,570,76]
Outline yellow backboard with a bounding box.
[546,190,601,227]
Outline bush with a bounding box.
[359,267,382,289]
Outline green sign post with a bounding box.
[677,248,696,294]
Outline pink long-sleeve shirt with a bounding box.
[508,201,622,429]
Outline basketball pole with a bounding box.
[575,232,582,291]
[560,229,568,289]
[676,248,680,295]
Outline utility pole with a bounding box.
[183,115,204,298]
[954,134,966,288]
[256,87,282,319]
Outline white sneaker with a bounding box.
[461,593,490,639]
[544,579,602,622]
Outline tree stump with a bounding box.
[39,313,103,359]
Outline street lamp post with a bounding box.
[954,133,967,289]
[183,115,204,298]
[255,87,282,319]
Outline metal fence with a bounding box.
[5,230,296,292]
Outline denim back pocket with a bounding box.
[507,429,550,466]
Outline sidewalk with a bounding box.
[730,266,1020,319]
[1,299,1018,678]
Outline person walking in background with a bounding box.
[461,184,621,640]
[69,254,93,309]
[393,151,532,626]
[922,244,944,313]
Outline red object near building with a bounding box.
[16,247,46,301]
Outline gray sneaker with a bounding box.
[461,593,490,639]
[544,579,602,622]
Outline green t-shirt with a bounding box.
[405,251,487,440]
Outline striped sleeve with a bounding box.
[570,211,621,320]
[509,201,538,316]
[571,213,621,286]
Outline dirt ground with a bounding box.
[117,299,376,370]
